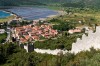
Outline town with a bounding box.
[0,0,100,65]
[12,20,58,43]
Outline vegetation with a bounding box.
[0,22,8,29]
[9,20,33,27]
[1,0,100,9]
[0,0,100,66]
[49,8,100,27]
[66,48,100,66]
[35,33,82,50]
[0,33,7,43]
[53,21,75,31]
[0,0,46,6]
[0,43,64,66]
[34,7,100,50]
[0,43,100,66]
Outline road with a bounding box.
[2,27,11,44]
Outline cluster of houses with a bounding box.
[13,21,58,43]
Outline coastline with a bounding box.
[46,10,67,19]
[0,8,67,22]
[0,10,17,23]
[0,10,12,18]
[34,10,67,21]
[1,9,22,19]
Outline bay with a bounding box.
[0,10,11,18]
[6,7,58,20]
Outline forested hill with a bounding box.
[68,0,100,8]
[0,0,46,6]
[0,0,100,8]
[0,0,72,6]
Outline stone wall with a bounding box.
[71,26,100,53]
[34,26,100,55]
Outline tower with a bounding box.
[24,42,34,52]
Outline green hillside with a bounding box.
[0,0,100,8]
[62,0,100,8]
[0,0,46,6]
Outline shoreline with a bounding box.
[0,10,17,23]
[0,10,12,18]
[33,10,67,21]
[1,9,22,19]
[0,8,67,22]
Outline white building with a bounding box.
[0,29,5,34]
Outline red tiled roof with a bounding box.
[20,38,27,43]
[24,35,30,40]
[32,36,39,40]
[15,24,58,43]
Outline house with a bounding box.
[68,28,81,34]
[31,36,39,41]
[0,29,5,34]
[20,37,27,43]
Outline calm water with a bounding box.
[0,10,11,18]
[6,7,58,20]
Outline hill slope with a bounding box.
[0,0,100,8]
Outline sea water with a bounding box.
[6,7,58,20]
[0,10,11,18]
